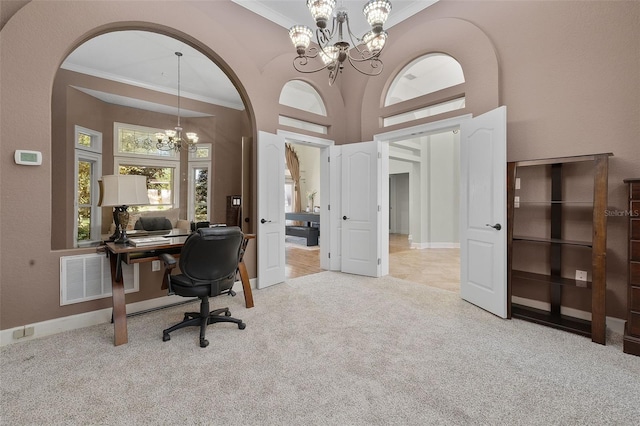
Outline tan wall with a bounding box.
[1,1,639,329]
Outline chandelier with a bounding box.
[289,0,392,85]
[155,52,199,152]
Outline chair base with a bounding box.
[162,296,245,347]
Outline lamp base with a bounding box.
[113,230,130,245]
[112,206,131,245]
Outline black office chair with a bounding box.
[159,226,246,348]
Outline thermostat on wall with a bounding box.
[14,150,42,166]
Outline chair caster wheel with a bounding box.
[200,338,209,348]
[225,310,231,317]
[163,333,170,342]
[238,322,246,330]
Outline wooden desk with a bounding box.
[104,234,255,346]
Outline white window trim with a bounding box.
[113,122,180,161]
[113,157,181,209]
[75,125,102,153]
[189,143,212,161]
[74,126,102,247]
[187,161,211,222]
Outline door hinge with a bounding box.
[328,204,330,211]
[377,258,381,265]
[327,156,330,162]
[378,152,382,159]
[328,253,331,258]
[378,205,381,212]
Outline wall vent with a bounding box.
[60,253,139,305]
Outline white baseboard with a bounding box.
[1,278,257,347]
[512,296,625,336]
[411,242,460,249]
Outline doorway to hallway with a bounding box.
[285,141,322,279]
[388,234,459,292]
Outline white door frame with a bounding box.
[277,130,334,271]
[373,114,473,275]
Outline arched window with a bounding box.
[279,80,328,134]
[279,80,326,115]
[383,53,465,127]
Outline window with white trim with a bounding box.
[279,80,328,135]
[113,123,180,213]
[279,80,327,115]
[385,54,465,106]
[383,53,466,127]
[188,143,212,222]
[74,126,102,247]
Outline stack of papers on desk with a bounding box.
[128,236,168,247]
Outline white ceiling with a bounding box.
[232,1,437,38]
[61,1,437,115]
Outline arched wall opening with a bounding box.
[51,28,253,251]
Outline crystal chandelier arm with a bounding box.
[316,22,337,47]
[292,48,333,74]
[346,54,384,76]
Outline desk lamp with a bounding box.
[99,175,150,244]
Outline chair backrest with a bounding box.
[179,226,243,283]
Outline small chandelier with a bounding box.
[289,0,392,85]
[155,52,198,152]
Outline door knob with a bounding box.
[486,223,502,230]
[260,218,271,224]
[343,216,349,220]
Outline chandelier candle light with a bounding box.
[289,0,392,85]
[155,52,199,152]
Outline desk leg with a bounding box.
[108,251,128,346]
[238,261,254,308]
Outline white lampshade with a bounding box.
[319,45,339,65]
[363,0,392,30]
[307,0,336,28]
[99,175,150,207]
[289,25,314,54]
[363,30,387,54]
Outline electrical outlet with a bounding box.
[575,270,587,282]
[152,260,161,272]
[514,196,520,208]
[515,177,521,190]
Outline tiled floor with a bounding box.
[388,234,460,293]
[286,233,460,293]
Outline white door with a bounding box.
[328,145,342,271]
[459,106,507,318]
[340,141,383,277]
[257,131,285,288]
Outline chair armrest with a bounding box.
[159,253,177,291]
[159,252,177,267]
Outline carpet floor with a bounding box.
[1,271,639,425]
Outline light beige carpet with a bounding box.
[1,271,639,425]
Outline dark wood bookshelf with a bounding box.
[507,153,611,345]
[623,178,640,356]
